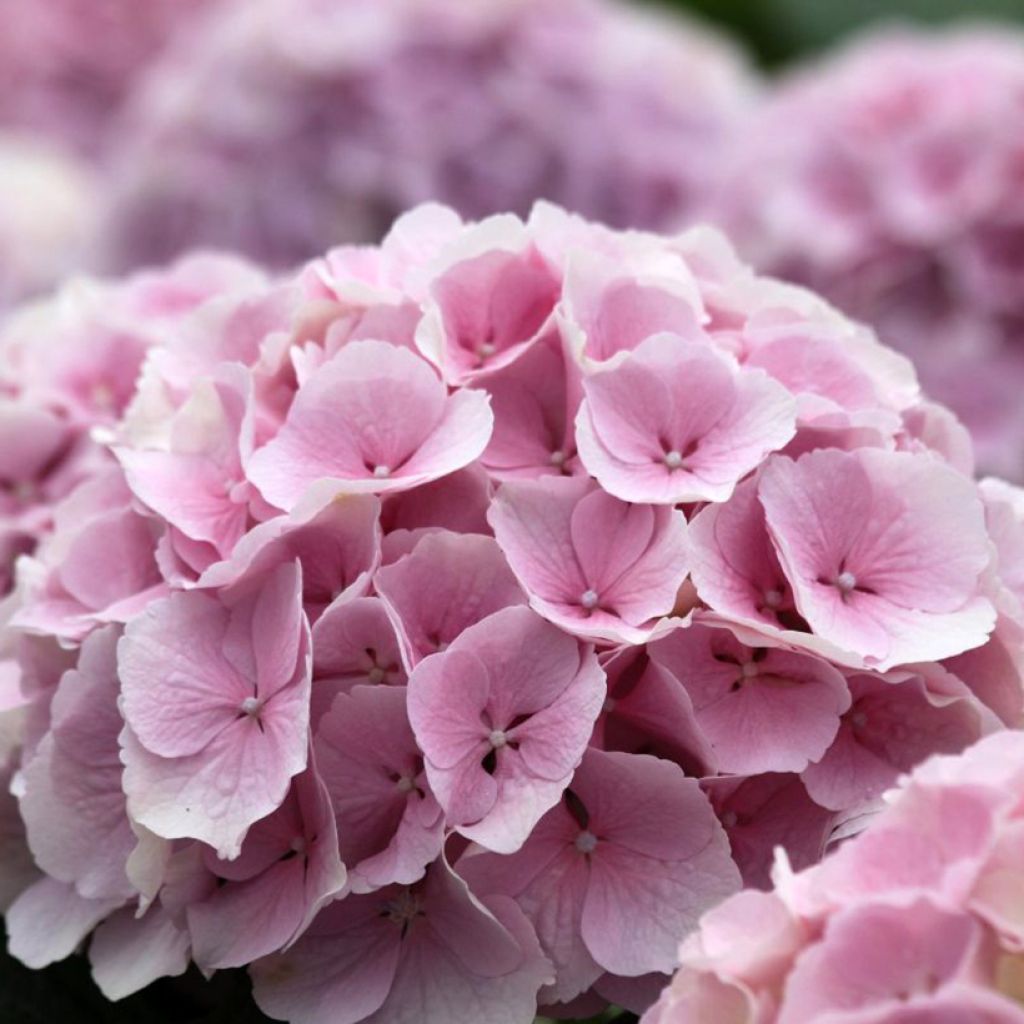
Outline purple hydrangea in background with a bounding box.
[0,0,214,159]
[716,27,1024,480]
[94,0,756,272]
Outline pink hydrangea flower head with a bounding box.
[717,27,1024,480]
[408,605,605,853]
[0,198,1022,1018]
[644,731,1024,1024]
[96,0,756,270]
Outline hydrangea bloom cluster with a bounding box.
[95,0,755,272]
[643,730,1024,1024]
[716,28,1024,481]
[1,202,1022,1023]
[0,134,97,309]
[0,0,214,159]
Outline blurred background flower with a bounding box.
[91,0,755,271]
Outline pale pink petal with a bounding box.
[89,904,190,1001]
[375,530,525,669]
[248,340,492,509]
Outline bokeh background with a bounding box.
[2,0,1022,1021]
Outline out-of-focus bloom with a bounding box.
[0,135,96,308]
[0,0,214,158]
[717,28,1024,480]
[642,730,1024,1024]
[95,0,756,270]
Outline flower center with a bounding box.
[384,890,422,927]
[740,661,759,680]
[579,589,600,610]
[477,342,496,360]
[762,588,783,608]
[851,711,869,729]
[396,775,416,793]
[488,729,508,749]
[835,570,857,594]
[549,449,566,467]
[239,696,262,718]
[663,449,684,470]
[367,666,386,684]
[574,830,598,854]
[372,464,391,479]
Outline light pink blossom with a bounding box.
[407,605,605,853]
[119,562,311,857]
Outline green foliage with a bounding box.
[647,0,1024,65]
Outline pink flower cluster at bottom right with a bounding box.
[644,729,1024,1024]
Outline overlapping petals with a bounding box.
[0,201,1020,1023]
[643,732,1024,1024]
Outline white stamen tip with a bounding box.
[549,449,566,466]
[763,588,783,608]
[289,836,307,855]
[835,571,857,593]
[488,729,507,749]
[721,811,739,829]
[663,449,684,469]
[741,661,758,679]
[575,830,598,854]
[580,589,599,610]
[478,342,496,358]
[372,464,391,479]
[396,775,415,793]
[240,696,261,717]
[367,666,386,684]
